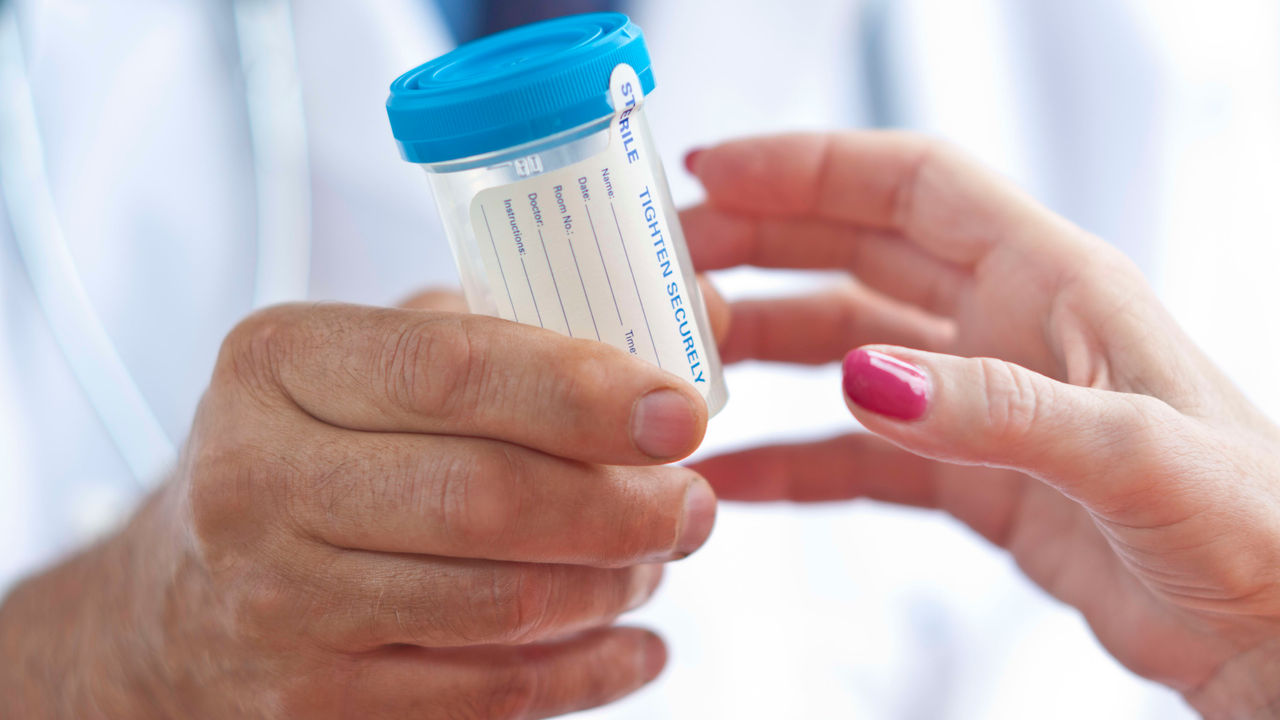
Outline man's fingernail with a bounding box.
[842,348,930,421]
[631,388,698,459]
[683,148,705,174]
[627,564,664,611]
[676,478,716,555]
[641,632,668,681]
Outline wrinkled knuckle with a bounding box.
[436,447,519,551]
[432,453,473,545]
[480,666,540,720]
[185,435,260,551]
[185,438,234,545]
[294,439,366,532]
[218,306,299,394]
[233,569,308,642]
[185,433,303,568]
[365,590,440,648]
[488,568,555,644]
[380,315,481,420]
[831,287,863,335]
[977,358,1044,450]
[379,319,438,412]
[891,136,949,228]
[238,574,288,625]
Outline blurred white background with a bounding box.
[3,1,1279,718]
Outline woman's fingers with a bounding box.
[719,283,954,364]
[690,434,1030,545]
[342,628,665,720]
[840,345,1280,618]
[697,274,732,347]
[686,131,1082,269]
[691,433,940,505]
[839,345,1198,527]
[679,205,968,316]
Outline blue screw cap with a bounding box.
[387,12,655,164]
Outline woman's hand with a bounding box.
[683,132,1280,717]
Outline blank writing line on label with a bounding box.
[518,256,544,327]
[563,229,601,341]
[480,206,518,323]
[610,202,660,368]
[536,227,573,337]
[584,204,623,326]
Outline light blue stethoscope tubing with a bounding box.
[0,0,312,487]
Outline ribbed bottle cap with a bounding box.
[387,12,654,164]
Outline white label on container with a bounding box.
[468,63,713,395]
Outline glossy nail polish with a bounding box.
[842,348,929,420]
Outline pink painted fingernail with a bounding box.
[631,388,699,459]
[683,148,705,174]
[675,478,716,556]
[842,349,930,420]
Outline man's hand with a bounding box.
[0,299,716,719]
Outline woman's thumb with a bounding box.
[841,346,1180,512]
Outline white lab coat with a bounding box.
[6,0,1279,718]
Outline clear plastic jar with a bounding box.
[387,13,726,414]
